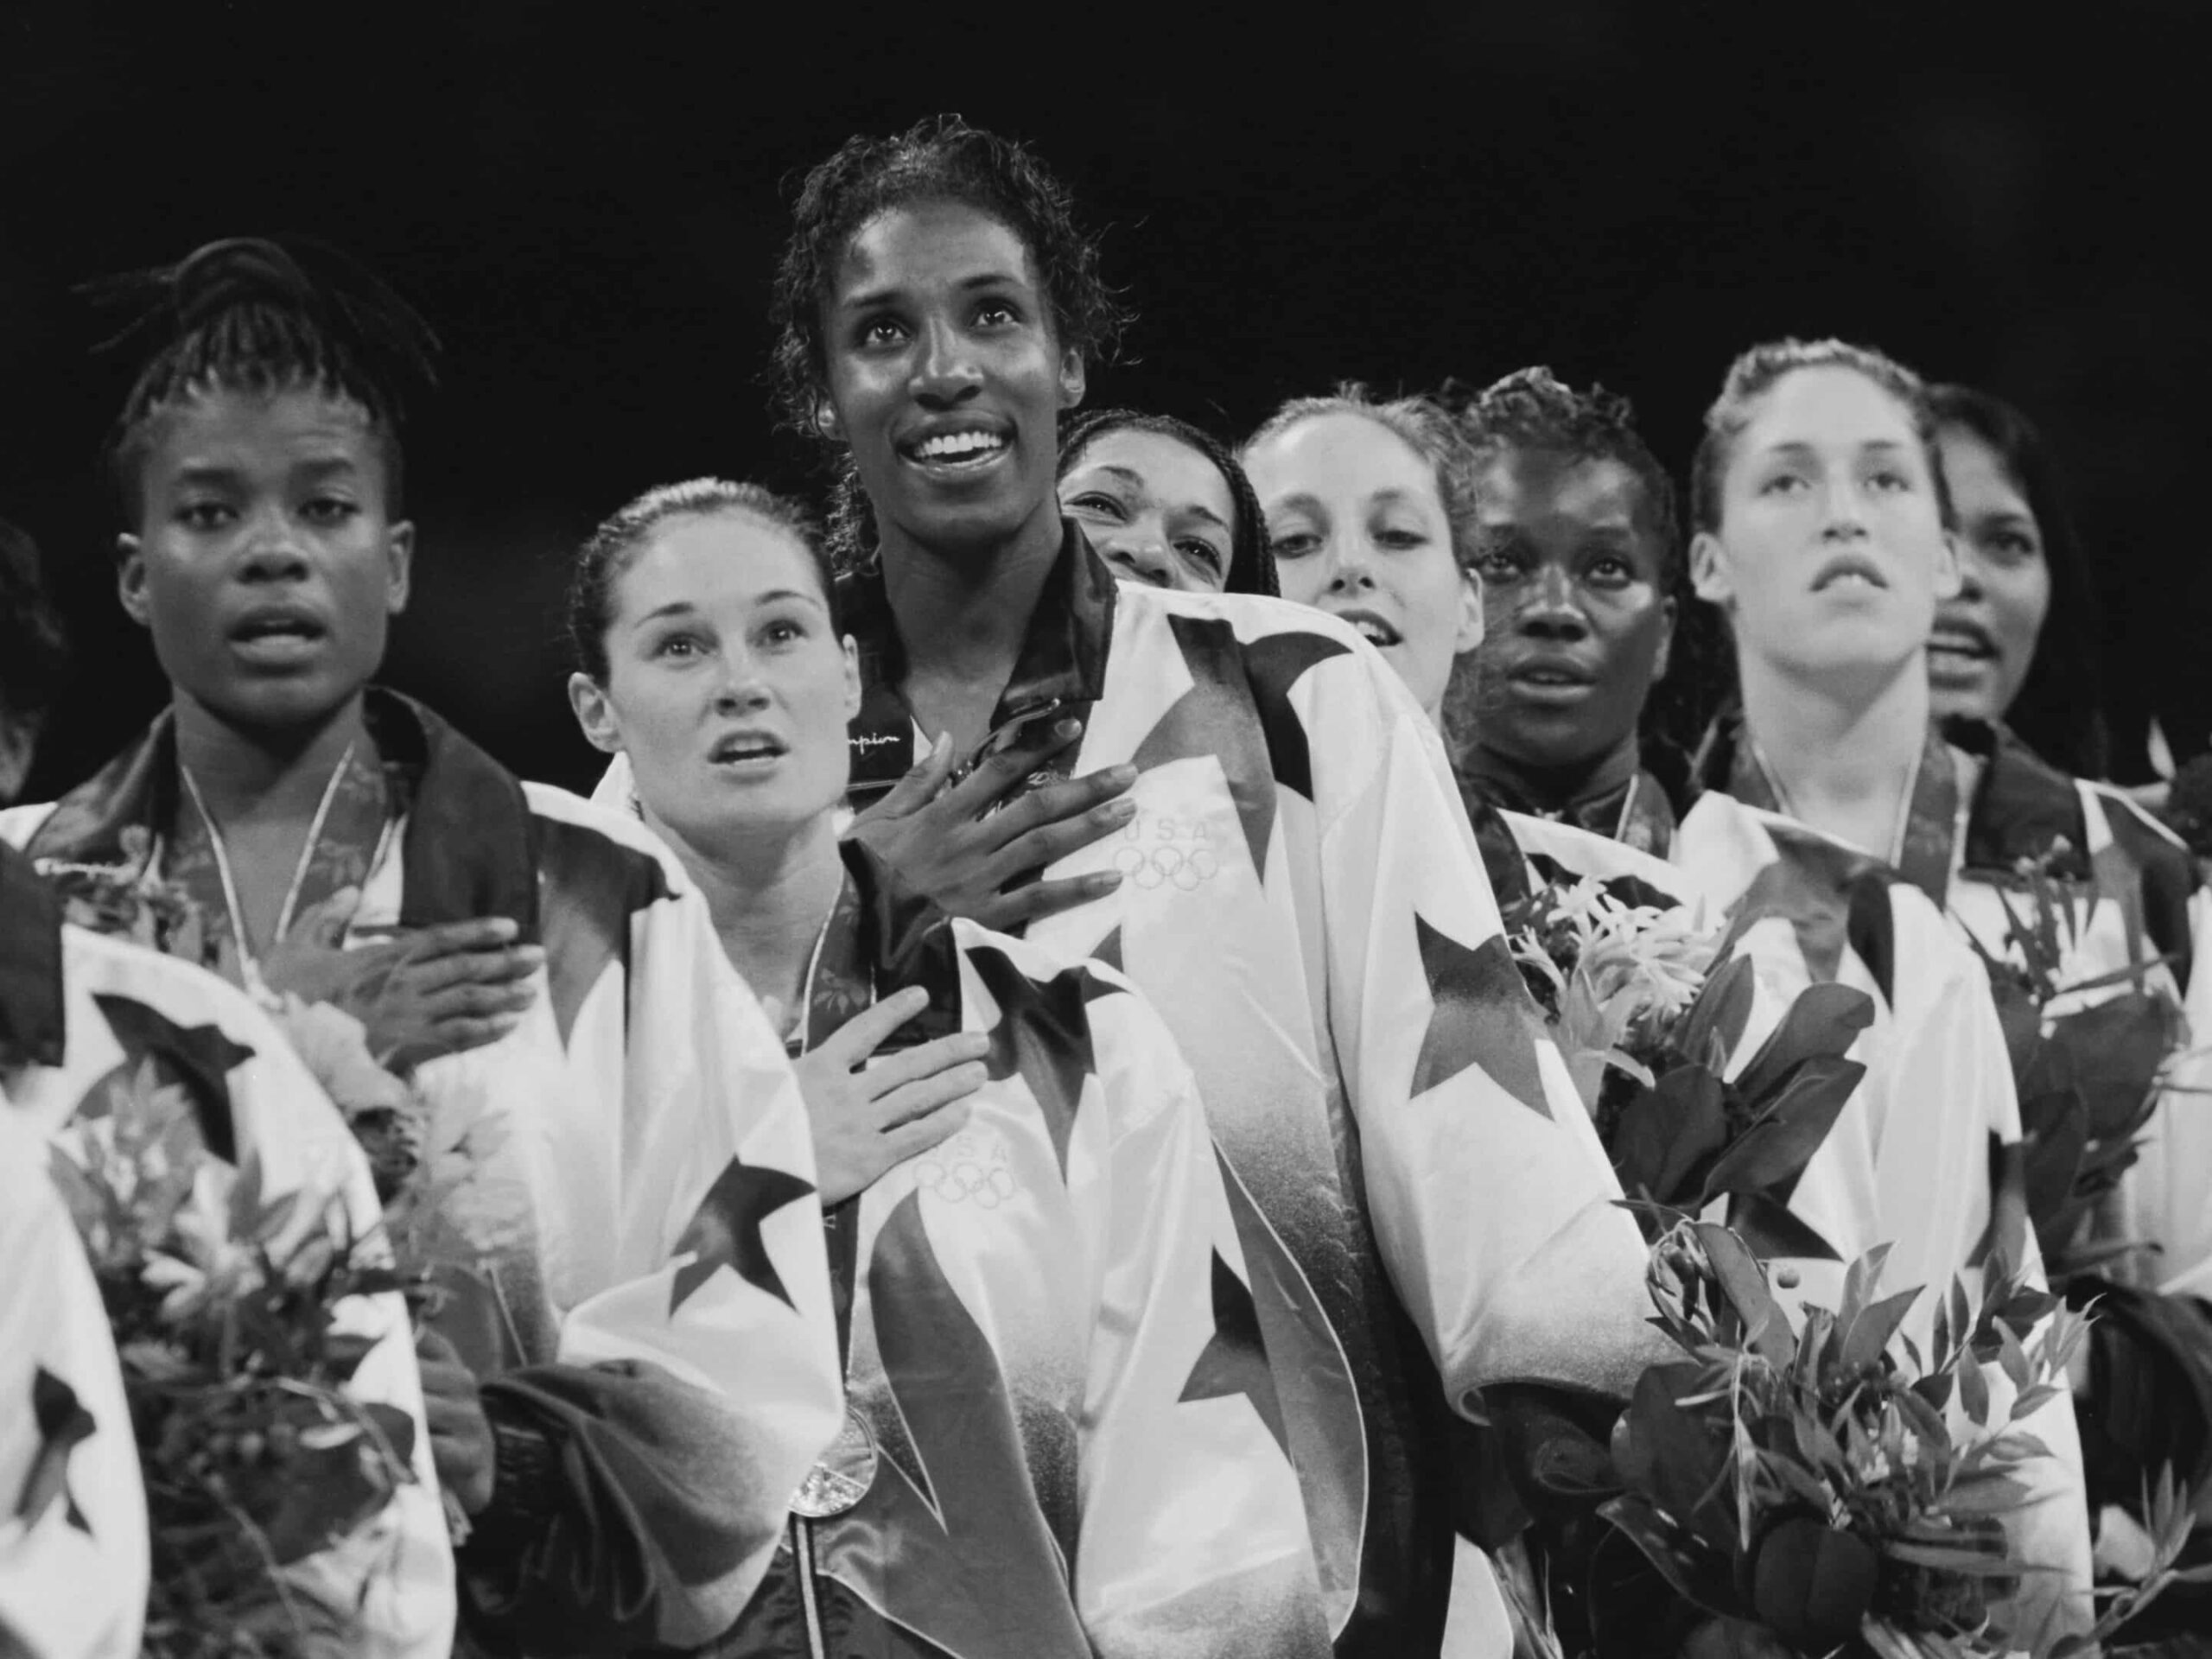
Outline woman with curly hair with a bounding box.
[742,115,1668,1654]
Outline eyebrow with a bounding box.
[1761,438,1912,458]
[838,270,1029,313]
[632,588,827,627]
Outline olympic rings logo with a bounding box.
[1112,814,1223,892]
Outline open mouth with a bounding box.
[1334,608,1402,649]
[1812,555,1888,594]
[1509,664,1595,690]
[709,731,789,767]
[226,607,329,657]
[898,424,1010,469]
[1928,622,1995,662]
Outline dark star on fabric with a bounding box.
[1088,925,1123,976]
[86,993,251,1164]
[811,1190,1090,1656]
[534,817,674,1048]
[1129,616,1350,882]
[668,1154,816,1314]
[1179,1249,1290,1458]
[965,944,1112,1178]
[17,1369,95,1534]
[1411,918,1552,1117]
[1524,851,1681,918]
[1723,830,1899,1003]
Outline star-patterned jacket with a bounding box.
[0,839,448,1658]
[2,691,842,1655]
[1674,785,2094,1644]
[0,1106,146,1659]
[836,524,1669,1652]
[696,843,1332,1659]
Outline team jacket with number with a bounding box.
[3,690,842,1655]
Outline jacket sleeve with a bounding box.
[1299,644,1669,1410]
[455,834,841,1655]
[1071,979,1333,1659]
[0,1118,149,1659]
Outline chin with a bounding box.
[207,677,363,736]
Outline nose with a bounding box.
[1100,534,1175,589]
[1820,474,1871,541]
[1516,565,1589,640]
[235,503,311,582]
[1324,534,1377,594]
[1948,542,1987,601]
[711,647,772,713]
[911,315,983,410]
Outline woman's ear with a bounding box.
[116,534,150,628]
[1650,594,1678,685]
[812,394,844,443]
[1453,569,1485,655]
[1689,531,1732,607]
[1932,529,1963,602]
[840,634,862,721]
[386,521,415,615]
[1058,348,1086,411]
[567,671,624,756]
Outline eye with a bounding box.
[175,500,234,531]
[1065,491,1128,523]
[652,632,707,661]
[1758,471,1808,497]
[1988,530,2041,560]
[1375,526,1430,551]
[300,495,359,525]
[858,316,906,349]
[1268,530,1319,560]
[1175,538,1224,576]
[1587,555,1633,586]
[1867,469,1913,493]
[975,300,1019,327]
[760,616,810,648]
[1471,551,1522,582]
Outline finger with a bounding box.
[878,1099,974,1163]
[871,1062,989,1128]
[856,1032,990,1096]
[426,981,540,1021]
[410,1014,527,1063]
[938,719,1086,820]
[976,762,1138,856]
[393,917,526,963]
[851,733,956,825]
[971,871,1124,931]
[990,791,1139,880]
[406,947,545,996]
[813,986,933,1066]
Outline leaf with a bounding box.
[1751,1517,1878,1649]
[1617,1367,1739,1555]
[1693,1223,1795,1366]
[1703,1057,1865,1199]
[1732,982,1877,1103]
[1612,1066,1732,1206]
[1596,1493,1742,1613]
[2046,994,2179,1140]
[1839,1243,1897,1328]
[1681,953,1757,1071]
[1958,1355,1991,1427]
[1836,1287,1923,1379]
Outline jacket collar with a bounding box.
[0,840,66,1071]
[798,841,964,1053]
[26,688,543,938]
[840,519,1119,798]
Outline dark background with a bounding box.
[5,2,2207,798]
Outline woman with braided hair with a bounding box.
[3,235,843,1655]
[1057,406,1278,596]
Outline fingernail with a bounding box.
[1105,798,1137,822]
[1053,718,1082,740]
[488,918,519,940]
[1106,765,1138,787]
[516,945,546,965]
[1090,871,1123,891]
[960,1032,989,1054]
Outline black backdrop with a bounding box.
[5,2,2208,798]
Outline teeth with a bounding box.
[1353,620,1395,646]
[913,430,1005,461]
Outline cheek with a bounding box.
[1989,563,2052,653]
[1274,559,1327,608]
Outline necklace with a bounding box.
[1745,731,1921,866]
[178,743,356,1006]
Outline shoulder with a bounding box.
[523,780,688,905]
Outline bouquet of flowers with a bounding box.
[1594,1219,2205,1658]
[1507,877,1874,1250]
[1965,848,2190,1287]
[47,1058,418,1659]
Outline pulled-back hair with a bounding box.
[0,518,68,739]
[91,235,438,519]
[1929,382,2110,779]
[769,115,1128,441]
[568,479,834,683]
[1243,385,1479,573]
[1452,366,1681,581]
[1058,407,1277,597]
[1688,336,1951,537]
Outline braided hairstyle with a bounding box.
[0,518,68,789]
[91,235,439,520]
[1928,382,2109,779]
[771,117,1128,569]
[1058,407,1277,596]
[1452,365,1708,755]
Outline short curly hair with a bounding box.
[1242,385,1480,574]
[768,115,1128,441]
[1688,336,1952,537]
[1452,366,1681,582]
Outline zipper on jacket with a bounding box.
[794,1516,828,1659]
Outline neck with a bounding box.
[172,690,370,823]
[1465,730,1641,817]
[878,501,1064,716]
[1737,651,1929,852]
[645,804,845,1024]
